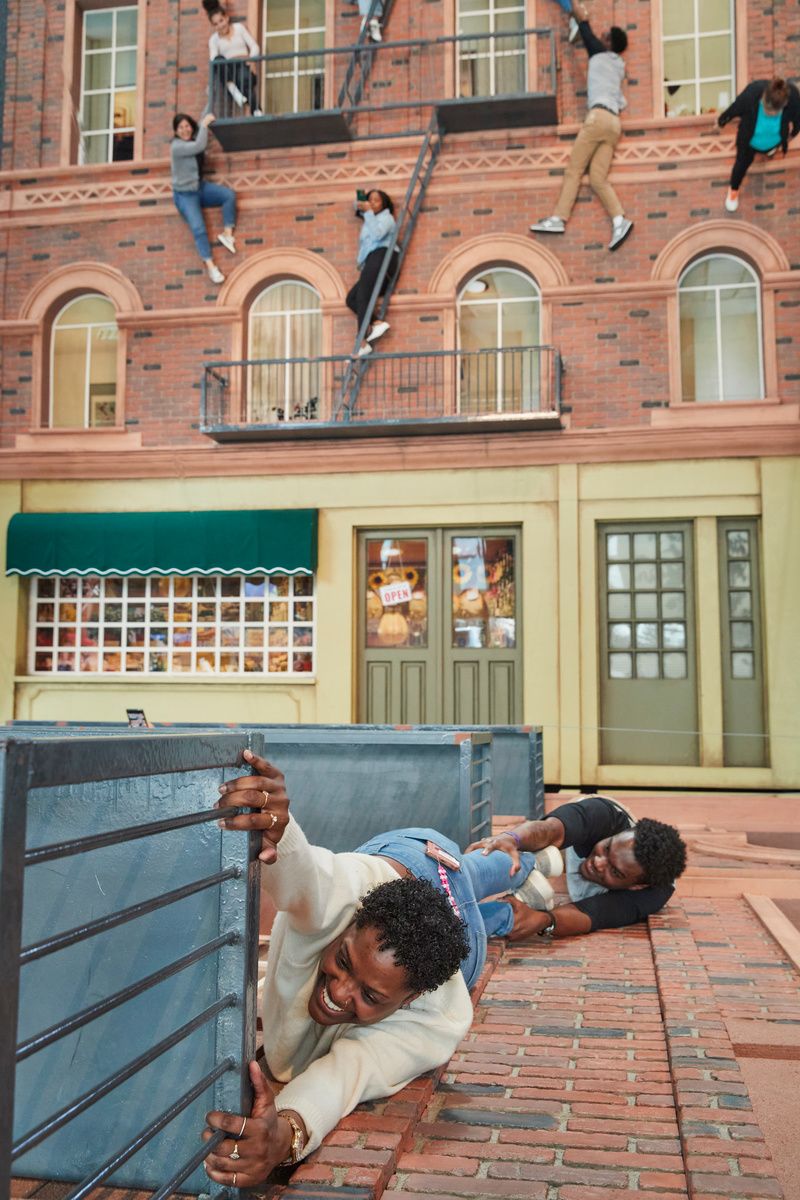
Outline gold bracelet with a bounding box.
[277,1111,306,1166]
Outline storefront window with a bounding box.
[29,573,315,675]
[365,539,428,648]
[451,536,515,649]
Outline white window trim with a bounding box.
[678,253,764,403]
[49,294,118,428]
[247,280,322,422]
[79,6,138,164]
[264,0,326,115]
[456,0,526,98]
[457,268,541,414]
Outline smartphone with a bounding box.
[356,189,368,201]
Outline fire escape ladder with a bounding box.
[336,0,397,117]
[334,111,443,422]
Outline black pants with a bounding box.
[730,142,779,190]
[346,247,398,330]
[213,57,260,112]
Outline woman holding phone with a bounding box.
[346,189,397,357]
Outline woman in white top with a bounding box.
[207,5,262,116]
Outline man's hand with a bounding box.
[464,832,526,875]
[216,749,289,863]
[203,1061,294,1188]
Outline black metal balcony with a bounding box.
[208,27,558,151]
[200,346,562,441]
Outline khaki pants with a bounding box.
[554,106,623,221]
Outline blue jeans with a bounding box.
[354,827,537,990]
[357,0,383,20]
[173,181,236,261]
[552,0,573,11]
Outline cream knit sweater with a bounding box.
[263,816,474,1155]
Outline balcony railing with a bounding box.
[208,27,558,149]
[201,346,562,440]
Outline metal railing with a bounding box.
[201,345,562,434]
[207,26,557,136]
[0,732,261,1199]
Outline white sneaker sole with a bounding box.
[513,869,555,912]
[534,845,563,878]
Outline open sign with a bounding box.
[378,580,413,607]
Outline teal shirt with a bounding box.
[750,101,782,152]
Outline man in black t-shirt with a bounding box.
[466,796,687,940]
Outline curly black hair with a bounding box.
[354,876,470,994]
[609,26,628,54]
[633,819,687,887]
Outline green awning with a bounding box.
[5,510,318,577]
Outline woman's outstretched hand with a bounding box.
[216,749,290,863]
[203,1061,293,1188]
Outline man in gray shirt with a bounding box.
[531,0,633,251]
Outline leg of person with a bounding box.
[726,145,755,211]
[198,180,237,252]
[585,110,633,250]
[531,113,598,232]
[356,248,385,331]
[174,190,222,280]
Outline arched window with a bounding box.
[50,294,118,428]
[457,268,541,414]
[678,255,763,403]
[248,280,322,422]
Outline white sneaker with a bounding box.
[534,845,564,878]
[207,263,225,284]
[513,868,555,912]
[357,342,373,356]
[217,232,236,255]
[226,81,247,108]
[725,188,739,212]
[530,215,565,234]
[366,320,390,342]
[252,108,263,117]
[608,216,633,250]
[568,15,580,42]
[368,17,382,41]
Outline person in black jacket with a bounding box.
[466,795,687,940]
[717,77,800,212]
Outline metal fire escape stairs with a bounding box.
[337,0,397,120]
[334,110,443,422]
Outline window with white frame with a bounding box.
[264,0,325,115]
[457,0,526,99]
[50,294,118,428]
[678,255,763,403]
[457,268,541,414]
[29,574,315,675]
[248,280,322,422]
[79,7,138,163]
[662,0,735,117]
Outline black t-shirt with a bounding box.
[549,795,674,931]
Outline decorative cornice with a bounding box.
[1,421,798,481]
[116,306,240,329]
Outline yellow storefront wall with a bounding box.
[4,457,798,789]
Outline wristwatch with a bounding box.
[278,1111,306,1165]
[537,913,557,937]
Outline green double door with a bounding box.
[358,528,522,725]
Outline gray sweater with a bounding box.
[170,123,209,192]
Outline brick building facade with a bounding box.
[0,0,798,788]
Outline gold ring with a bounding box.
[261,790,269,805]
[268,811,278,829]
[232,1172,237,1188]
[237,1116,247,1138]
[230,1142,240,1160]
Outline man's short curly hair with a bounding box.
[633,819,687,887]
[354,877,470,994]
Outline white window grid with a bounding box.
[605,529,689,681]
[50,294,118,428]
[79,6,138,164]
[457,0,526,98]
[724,527,756,680]
[264,0,326,115]
[457,268,541,413]
[248,281,322,422]
[678,253,764,403]
[662,0,735,116]
[29,574,316,677]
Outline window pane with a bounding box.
[606,533,630,561]
[366,539,428,649]
[636,653,659,679]
[728,561,751,588]
[661,562,684,588]
[608,593,631,618]
[698,34,731,78]
[731,621,753,650]
[52,327,88,427]
[661,592,685,619]
[607,564,630,590]
[699,78,732,113]
[116,47,137,87]
[634,563,657,589]
[635,593,658,619]
[727,529,750,558]
[699,0,732,32]
[609,652,632,679]
[662,0,694,37]
[663,652,687,679]
[117,7,139,44]
[682,257,753,288]
[665,81,696,118]
[85,10,114,50]
[609,623,632,649]
[663,622,686,649]
[663,38,694,82]
[679,286,718,402]
[633,533,656,560]
[732,652,754,679]
[451,536,515,650]
[84,51,112,90]
[660,532,684,559]
[719,287,762,401]
[729,591,752,618]
[635,623,658,648]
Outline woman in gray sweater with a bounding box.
[171,111,237,284]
